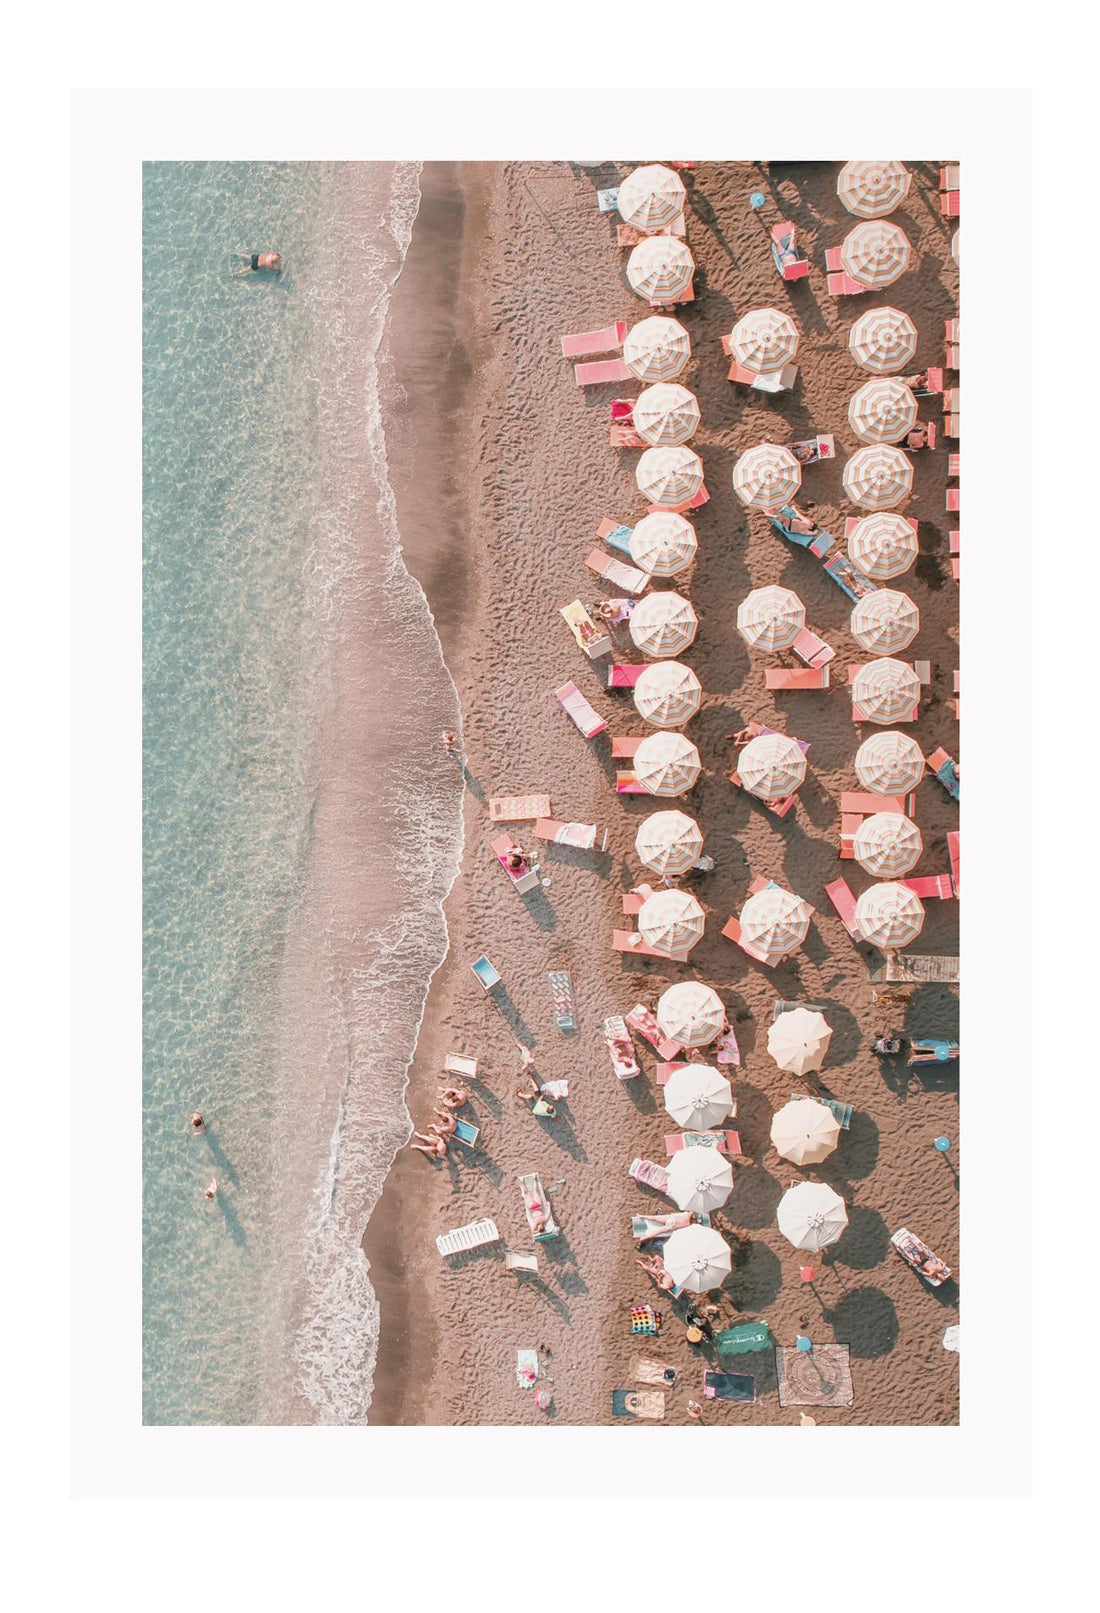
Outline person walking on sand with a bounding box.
[190,1112,206,1135]
[233,250,282,276]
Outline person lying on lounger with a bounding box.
[635,1254,677,1293]
[776,507,821,536]
[904,424,929,450]
[410,1128,448,1159]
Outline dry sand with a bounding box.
[363,160,959,1427]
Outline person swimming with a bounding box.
[233,250,282,276]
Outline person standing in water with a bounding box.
[190,1112,206,1135]
[204,1179,218,1200]
[232,250,282,276]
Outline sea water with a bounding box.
[143,161,462,1423]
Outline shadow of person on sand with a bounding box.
[532,1104,589,1164]
[213,1192,247,1248]
[822,1285,899,1358]
[487,984,537,1049]
[510,1267,573,1324]
[542,1232,588,1299]
[202,1128,239,1189]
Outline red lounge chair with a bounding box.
[946,488,960,513]
[655,1061,688,1085]
[948,453,960,478]
[771,221,810,281]
[625,1003,682,1061]
[622,885,657,914]
[607,663,646,688]
[649,482,709,515]
[665,1130,742,1157]
[950,532,960,582]
[616,771,647,793]
[610,423,646,447]
[824,248,868,297]
[574,356,633,386]
[824,878,862,940]
[611,736,643,760]
[555,681,608,738]
[940,190,960,218]
[792,627,836,670]
[585,549,649,594]
[765,666,829,691]
[721,914,772,963]
[948,830,960,897]
[840,790,917,818]
[490,833,541,895]
[902,874,956,900]
[560,321,627,359]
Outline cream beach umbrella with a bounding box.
[852,657,921,724]
[846,511,918,579]
[739,885,812,960]
[771,1099,841,1167]
[623,316,692,383]
[638,889,706,958]
[656,981,725,1048]
[729,307,799,375]
[840,220,912,288]
[662,1224,731,1293]
[633,732,701,797]
[837,161,911,219]
[666,1148,733,1214]
[737,733,806,800]
[853,812,923,879]
[628,511,698,577]
[634,809,703,877]
[848,378,918,445]
[856,881,925,949]
[629,591,699,659]
[663,1064,732,1129]
[636,445,704,509]
[777,1182,848,1252]
[617,164,686,233]
[632,383,701,447]
[767,1007,833,1076]
[855,730,925,795]
[843,445,914,510]
[634,661,702,727]
[952,230,959,267]
[850,589,920,654]
[737,585,806,652]
[733,443,802,509]
[848,306,918,375]
[627,237,695,304]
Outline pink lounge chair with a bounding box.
[622,884,657,914]
[948,830,960,897]
[944,413,959,438]
[625,1002,682,1061]
[665,1130,742,1157]
[950,532,960,582]
[792,627,836,670]
[721,913,772,964]
[765,666,829,691]
[616,771,647,793]
[945,319,960,370]
[825,247,869,297]
[771,221,810,281]
[839,790,917,818]
[612,736,643,760]
[902,874,956,900]
[849,662,920,724]
[946,488,960,513]
[655,1060,687,1084]
[824,877,862,940]
[604,1014,641,1079]
[555,681,608,738]
[574,356,633,386]
[838,813,863,859]
[648,482,709,515]
[585,548,649,594]
[607,663,646,688]
[941,164,960,190]
[629,1157,670,1194]
[948,453,960,479]
[940,190,960,219]
[560,320,627,359]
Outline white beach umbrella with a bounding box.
[852,657,921,724]
[843,446,914,510]
[623,316,692,383]
[856,881,925,949]
[733,443,802,509]
[656,981,726,1048]
[632,383,701,447]
[736,585,806,652]
[662,1224,732,1293]
[617,164,686,233]
[729,307,800,375]
[848,378,918,445]
[634,809,704,877]
[850,589,920,653]
[840,220,912,289]
[837,161,911,219]
[737,733,806,800]
[628,511,698,577]
[853,812,923,879]
[662,1064,732,1129]
[666,1147,734,1214]
[846,512,918,579]
[767,1007,833,1076]
[771,1099,841,1167]
[854,730,926,795]
[636,445,704,509]
[638,889,706,958]
[848,306,919,375]
[739,885,812,960]
[633,732,702,797]
[629,591,699,659]
[634,661,702,727]
[777,1181,849,1251]
[627,236,695,304]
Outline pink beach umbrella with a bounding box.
[633,731,702,797]
[854,731,925,795]
[729,307,799,375]
[732,443,802,510]
[737,733,806,801]
[855,881,925,950]
[628,511,698,577]
[656,981,726,1048]
[852,658,921,725]
[846,511,919,579]
[842,445,914,510]
[848,378,918,445]
[852,812,923,878]
[850,589,920,654]
[627,237,695,305]
[633,661,702,727]
[840,220,912,289]
[738,885,812,961]
[736,585,806,652]
[634,809,704,877]
[629,591,698,659]
[848,306,919,375]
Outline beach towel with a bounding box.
[714,1320,772,1356]
[630,1305,662,1336]
[703,1371,756,1402]
[632,1357,677,1386]
[516,1349,540,1390]
[611,1390,665,1420]
[775,1344,854,1408]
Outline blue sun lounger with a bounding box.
[450,1117,481,1147]
[470,954,501,990]
[767,505,835,561]
[823,551,879,602]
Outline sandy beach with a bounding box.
[364,159,959,1427]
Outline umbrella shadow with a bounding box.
[822,1285,899,1358]
[727,1164,784,1230]
[831,1202,891,1271]
[728,1238,784,1311]
[542,1232,588,1299]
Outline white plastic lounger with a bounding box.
[435,1218,501,1257]
[443,1053,478,1079]
[504,1249,539,1273]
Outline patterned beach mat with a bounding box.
[775,1344,854,1408]
[612,1389,665,1420]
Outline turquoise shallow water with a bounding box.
[143,161,462,1424]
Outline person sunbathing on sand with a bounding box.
[437,1084,468,1110]
[635,1254,677,1293]
[431,1110,457,1138]
[410,1128,447,1160]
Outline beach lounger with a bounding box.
[950,531,960,582]
[625,1003,682,1060]
[721,340,799,392]
[902,874,956,901]
[940,164,960,192]
[615,770,648,794]
[631,1211,696,1242]
[443,1053,478,1080]
[927,747,960,801]
[766,666,830,691]
[555,681,608,738]
[614,929,691,960]
[940,188,960,218]
[489,794,551,823]
[491,832,542,895]
[655,1060,686,1084]
[596,516,634,556]
[504,1249,539,1273]
[945,319,960,370]
[772,998,827,1020]
[560,319,626,358]
[825,246,870,297]
[633,1357,678,1386]
[910,370,945,398]
[824,878,862,941]
[612,735,643,760]
[868,953,961,984]
[534,817,601,850]
[766,504,835,561]
[665,1130,742,1156]
[771,221,810,281]
[840,790,917,818]
[574,356,634,386]
[607,663,646,688]
[907,1037,959,1066]
[596,187,620,214]
[703,1371,756,1402]
[449,1117,481,1147]
[946,487,960,513]
[789,1093,853,1131]
[948,830,960,897]
[585,548,649,594]
[948,452,960,479]
[790,434,835,464]
[519,1172,559,1241]
[516,1348,540,1389]
[604,1014,641,1079]
[648,481,709,517]
[792,627,837,669]
[824,551,879,603]
[470,954,501,990]
[848,663,919,724]
[435,1218,500,1257]
[622,884,657,914]
[629,1157,670,1194]
[560,599,612,659]
[548,970,576,1030]
[892,1226,952,1286]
